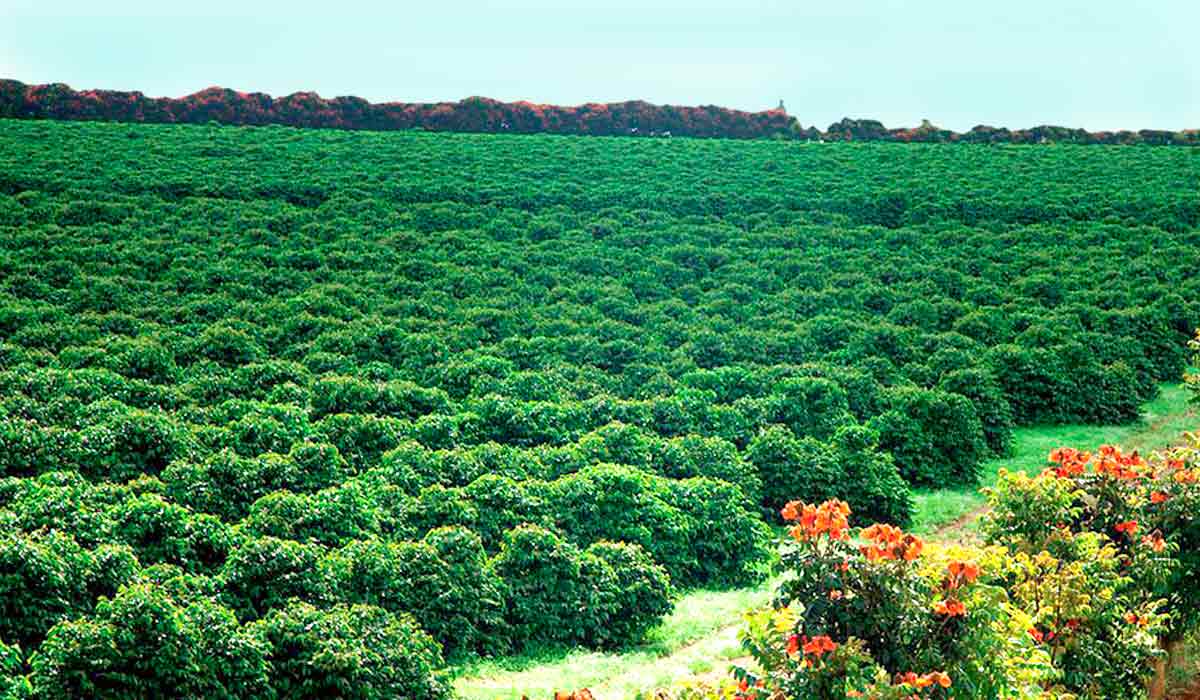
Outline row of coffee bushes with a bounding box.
[0,496,680,697]
[0,335,1157,495]
[0,460,767,647]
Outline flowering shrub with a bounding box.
[718,483,1198,699]
[983,437,1200,698]
[732,500,1058,700]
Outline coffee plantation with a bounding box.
[0,118,1198,697]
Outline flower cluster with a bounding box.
[786,634,839,660]
[894,671,952,690]
[860,524,924,562]
[1113,520,1139,537]
[1093,445,1146,480]
[1141,531,1166,553]
[1047,447,1091,477]
[782,499,851,542]
[931,560,978,618]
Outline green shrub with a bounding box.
[461,474,551,550]
[251,601,449,700]
[0,419,75,478]
[108,493,236,571]
[746,424,914,526]
[767,377,855,441]
[584,541,674,647]
[422,526,509,654]
[329,536,504,658]
[870,387,987,487]
[103,337,179,384]
[747,425,844,515]
[30,584,270,699]
[655,434,762,505]
[164,442,351,521]
[541,465,694,583]
[314,413,409,471]
[242,484,381,546]
[828,425,912,526]
[668,477,774,587]
[0,638,29,699]
[490,524,600,649]
[219,537,330,620]
[191,322,266,367]
[74,403,194,481]
[0,532,93,647]
[0,470,113,546]
[937,367,1014,456]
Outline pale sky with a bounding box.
[2,0,1197,132]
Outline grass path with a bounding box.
[452,585,774,700]
[453,384,1196,700]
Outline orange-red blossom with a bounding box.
[1093,445,1146,480]
[860,523,924,562]
[896,671,952,689]
[1048,447,1091,477]
[786,634,838,658]
[932,560,979,618]
[782,499,851,542]
[945,560,980,588]
[1047,445,1147,480]
[1114,520,1139,537]
[933,598,966,617]
[1174,469,1199,485]
[1142,532,1166,553]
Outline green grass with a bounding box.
[454,384,1195,699]
[910,383,1195,534]
[451,581,774,700]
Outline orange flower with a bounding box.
[785,634,800,656]
[1093,445,1146,480]
[933,598,967,617]
[783,500,851,542]
[896,672,952,690]
[860,524,924,562]
[801,635,838,657]
[1125,612,1148,627]
[1142,532,1167,553]
[946,560,980,587]
[1048,447,1090,477]
[902,536,924,561]
[1150,491,1169,504]
[1114,520,1139,536]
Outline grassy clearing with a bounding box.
[911,383,1195,534]
[451,581,774,700]
[454,384,1195,699]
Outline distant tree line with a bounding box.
[2,79,1197,144]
